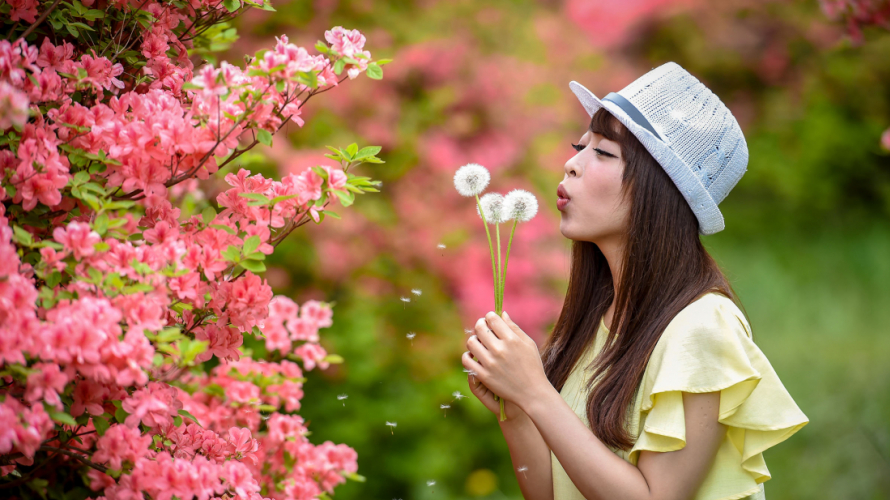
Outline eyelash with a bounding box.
[572,143,611,157]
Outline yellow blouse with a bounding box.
[551,292,809,500]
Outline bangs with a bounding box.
[589,107,629,145]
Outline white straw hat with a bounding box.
[569,61,749,235]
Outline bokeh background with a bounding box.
[212,0,890,498]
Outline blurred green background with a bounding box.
[218,0,890,498]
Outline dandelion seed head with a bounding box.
[466,370,477,376]
[517,466,529,472]
[453,163,490,197]
[503,189,539,222]
[437,243,446,249]
[337,394,348,400]
[452,391,466,400]
[440,404,451,409]
[411,288,422,296]
[406,332,416,339]
[464,328,473,334]
[386,421,397,427]
[400,296,411,303]
[426,480,437,487]
[476,192,507,224]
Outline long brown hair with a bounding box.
[541,107,749,450]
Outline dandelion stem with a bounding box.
[475,194,498,314]
[496,223,502,315]
[502,219,518,308]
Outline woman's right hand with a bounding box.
[467,374,528,422]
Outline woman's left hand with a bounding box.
[461,310,548,411]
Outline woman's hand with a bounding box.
[461,310,548,413]
[466,375,528,420]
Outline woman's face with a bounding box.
[558,128,630,243]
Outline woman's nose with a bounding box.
[564,162,577,177]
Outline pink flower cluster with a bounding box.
[0,7,374,495]
[262,296,333,357]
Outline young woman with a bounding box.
[461,62,809,500]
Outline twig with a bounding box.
[17,0,64,42]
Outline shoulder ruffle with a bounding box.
[627,293,808,500]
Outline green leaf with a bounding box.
[222,0,239,12]
[173,415,183,427]
[270,194,299,205]
[12,226,33,246]
[257,129,272,146]
[237,192,270,204]
[84,9,105,20]
[366,63,383,80]
[239,259,266,273]
[376,58,394,66]
[355,146,382,159]
[210,224,237,235]
[243,235,261,255]
[221,245,241,262]
[335,189,355,207]
[346,143,358,158]
[321,210,341,219]
[333,58,345,75]
[343,471,366,482]
[114,407,128,423]
[92,415,110,436]
[94,213,109,235]
[178,409,202,427]
[323,354,344,364]
[201,206,217,224]
[49,411,77,427]
[45,271,62,288]
[244,251,265,261]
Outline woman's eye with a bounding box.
[571,143,585,152]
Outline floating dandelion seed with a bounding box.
[437,242,446,256]
[453,163,491,197]
[451,391,466,401]
[337,394,348,406]
[476,192,507,224]
[517,465,529,479]
[440,404,451,417]
[411,288,422,296]
[386,421,397,435]
[464,328,473,335]
[406,332,416,346]
[426,480,436,487]
[399,296,410,309]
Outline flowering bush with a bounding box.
[0,0,388,497]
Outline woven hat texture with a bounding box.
[569,61,748,235]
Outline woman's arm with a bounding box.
[499,403,554,500]
[523,388,725,500]
[467,378,553,500]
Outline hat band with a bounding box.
[603,92,663,142]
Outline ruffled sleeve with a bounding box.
[627,293,808,500]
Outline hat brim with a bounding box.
[569,80,725,236]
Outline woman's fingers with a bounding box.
[474,316,503,349]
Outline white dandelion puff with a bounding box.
[406,332,416,339]
[452,391,466,401]
[503,189,539,222]
[453,163,491,197]
[517,465,529,479]
[411,288,422,296]
[426,480,436,487]
[399,296,410,309]
[386,421,397,434]
[437,243,446,249]
[440,404,450,409]
[464,328,473,334]
[337,394,348,406]
[476,192,507,224]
